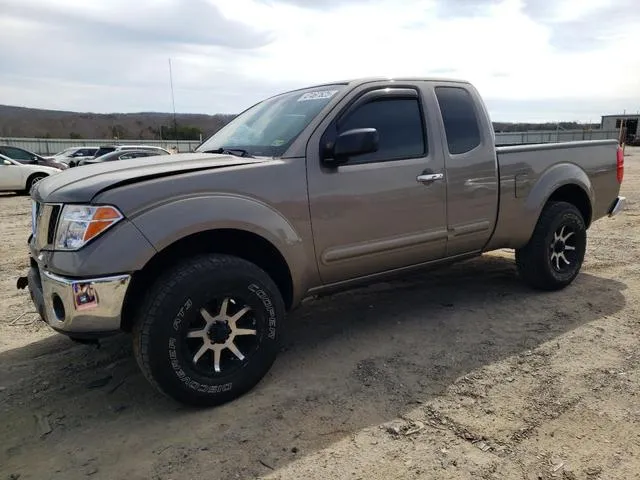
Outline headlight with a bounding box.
[54,205,123,250]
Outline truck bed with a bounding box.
[486,139,620,250]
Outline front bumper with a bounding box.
[608,196,626,217]
[27,264,130,337]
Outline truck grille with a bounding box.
[32,202,62,250]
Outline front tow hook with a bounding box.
[16,276,28,290]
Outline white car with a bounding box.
[0,153,61,193]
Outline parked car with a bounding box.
[78,149,166,166]
[69,145,171,167]
[21,77,625,407]
[45,147,99,165]
[0,153,61,193]
[0,145,68,170]
[112,145,172,155]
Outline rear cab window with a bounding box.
[435,86,481,155]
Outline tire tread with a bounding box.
[132,254,283,405]
[516,201,585,291]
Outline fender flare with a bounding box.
[131,194,311,304]
[520,162,593,242]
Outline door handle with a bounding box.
[416,173,444,184]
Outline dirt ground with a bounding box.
[1,148,638,480]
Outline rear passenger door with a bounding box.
[434,84,499,256]
[307,82,448,285]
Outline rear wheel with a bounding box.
[516,201,587,290]
[132,254,284,406]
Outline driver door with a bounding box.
[306,83,448,285]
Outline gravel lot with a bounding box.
[1,148,639,480]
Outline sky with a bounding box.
[0,0,638,122]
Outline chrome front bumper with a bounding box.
[27,265,131,337]
[608,196,626,217]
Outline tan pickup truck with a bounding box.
[20,77,626,406]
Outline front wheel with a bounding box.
[516,201,587,291]
[26,174,46,193]
[132,254,285,406]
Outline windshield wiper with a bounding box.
[204,147,253,158]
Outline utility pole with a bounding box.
[617,109,627,155]
[169,58,178,142]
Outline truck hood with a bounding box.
[32,152,267,203]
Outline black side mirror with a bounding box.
[322,128,379,166]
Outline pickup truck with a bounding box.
[20,77,626,406]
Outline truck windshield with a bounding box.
[196,84,346,157]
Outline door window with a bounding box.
[337,97,426,164]
[0,146,33,161]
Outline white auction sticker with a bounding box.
[297,90,339,102]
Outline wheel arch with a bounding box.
[121,228,295,332]
[514,163,594,247]
[25,171,49,190]
[546,184,592,227]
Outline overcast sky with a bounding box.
[1,0,638,121]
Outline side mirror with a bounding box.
[322,128,379,166]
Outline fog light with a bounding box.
[52,294,65,321]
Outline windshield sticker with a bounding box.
[271,139,285,146]
[297,90,339,102]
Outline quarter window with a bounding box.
[435,87,481,155]
[338,97,426,164]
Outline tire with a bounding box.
[516,201,587,291]
[26,174,46,193]
[132,254,284,406]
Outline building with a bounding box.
[601,114,639,143]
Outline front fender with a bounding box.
[130,194,311,304]
[520,163,593,242]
